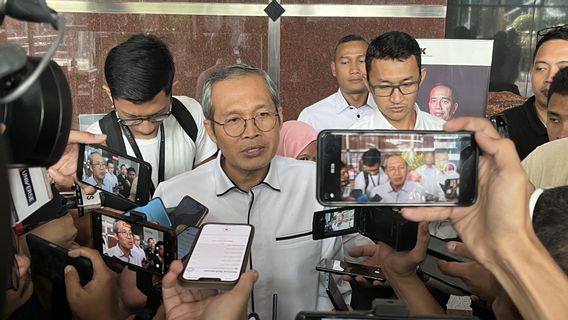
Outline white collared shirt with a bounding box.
[298,89,376,132]
[154,154,342,319]
[105,245,144,267]
[370,180,426,203]
[350,103,445,130]
[84,175,113,193]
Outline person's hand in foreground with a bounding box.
[48,130,106,189]
[162,260,258,320]
[402,116,568,320]
[64,247,122,320]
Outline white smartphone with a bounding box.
[179,223,254,289]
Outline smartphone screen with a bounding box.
[312,208,358,240]
[92,211,174,275]
[317,130,478,206]
[418,254,470,294]
[427,236,470,263]
[169,195,208,228]
[78,144,152,205]
[182,223,253,283]
[125,198,172,227]
[177,226,199,260]
[490,114,510,138]
[316,258,385,282]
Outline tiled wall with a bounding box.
[2,1,445,128]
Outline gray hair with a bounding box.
[201,64,280,120]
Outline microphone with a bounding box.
[0,0,58,29]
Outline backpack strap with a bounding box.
[364,171,369,192]
[171,97,198,143]
[99,111,127,154]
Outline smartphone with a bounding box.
[489,114,510,138]
[177,226,199,261]
[26,233,93,285]
[125,197,172,227]
[169,195,208,229]
[427,236,470,263]
[326,275,349,311]
[77,144,152,205]
[316,258,386,282]
[180,223,254,289]
[418,254,470,295]
[317,130,478,207]
[91,210,176,275]
[312,207,357,240]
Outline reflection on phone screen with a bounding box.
[183,224,251,281]
[323,209,355,233]
[100,214,165,273]
[178,226,199,260]
[82,145,140,199]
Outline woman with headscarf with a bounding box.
[276,121,318,161]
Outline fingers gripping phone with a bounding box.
[77,144,152,205]
[180,223,254,289]
[316,258,386,282]
[317,130,478,207]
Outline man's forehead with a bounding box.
[369,57,419,82]
[534,39,568,62]
[336,41,368,57]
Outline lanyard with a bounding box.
[120,122,165,193]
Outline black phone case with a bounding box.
[26,233,93,285]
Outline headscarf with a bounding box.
[277,121,317,159]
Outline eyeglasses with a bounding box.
[537,24,568,43]
[369,79,421,97]
[116,103,172,126]
[211,111,280,137]
[6,230,19,291]
[90,161,106,168]
[117,230,134,238]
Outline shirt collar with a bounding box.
[386,181,411,193]
[214,152,281,196]
[334,89,375,114]
[371,103,422,129]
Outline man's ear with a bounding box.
[102,85,113,104]
[419,67,427,85]
[331,61,337,78]
[277,107,284,128]
[452,103,459,115]
[204,120,218,145]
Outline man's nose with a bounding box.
[390,87,404,104]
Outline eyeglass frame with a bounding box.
[117,230,134,238]
[368,77,422,98]
[211,111,281,137]
[89,161,107,168]
[536,24,568,43]
[114,99,173,127]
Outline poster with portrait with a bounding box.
[416,39,493,120]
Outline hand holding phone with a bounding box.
[316,259,386,282]
[180,223,254,289]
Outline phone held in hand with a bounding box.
[317,130,478,207]
[77,143,152,205]
[316,258,386,282]
[179,223,254,289]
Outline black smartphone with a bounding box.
[77,144,152,205]
[489,113,510,138]
[316,258,386,282]
[177,226,199,261]
[312,207,358,240]
[327,275,349,311]
[169,195,209,229]
[427,236,470,263]
[26,233,93,285]
[91,210,176,275]
[317,130,478,207]
[418,254,470,295]
[180,223,254,289]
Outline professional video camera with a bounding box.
[1,0,73,295]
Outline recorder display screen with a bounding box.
[324,209,355,232]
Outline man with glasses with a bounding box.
[105,220,143,267]
[86,34,217,190]
[154,64,343,319]
[84,152,113,193]
[500,24,568,160]
[351,31,444,131]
